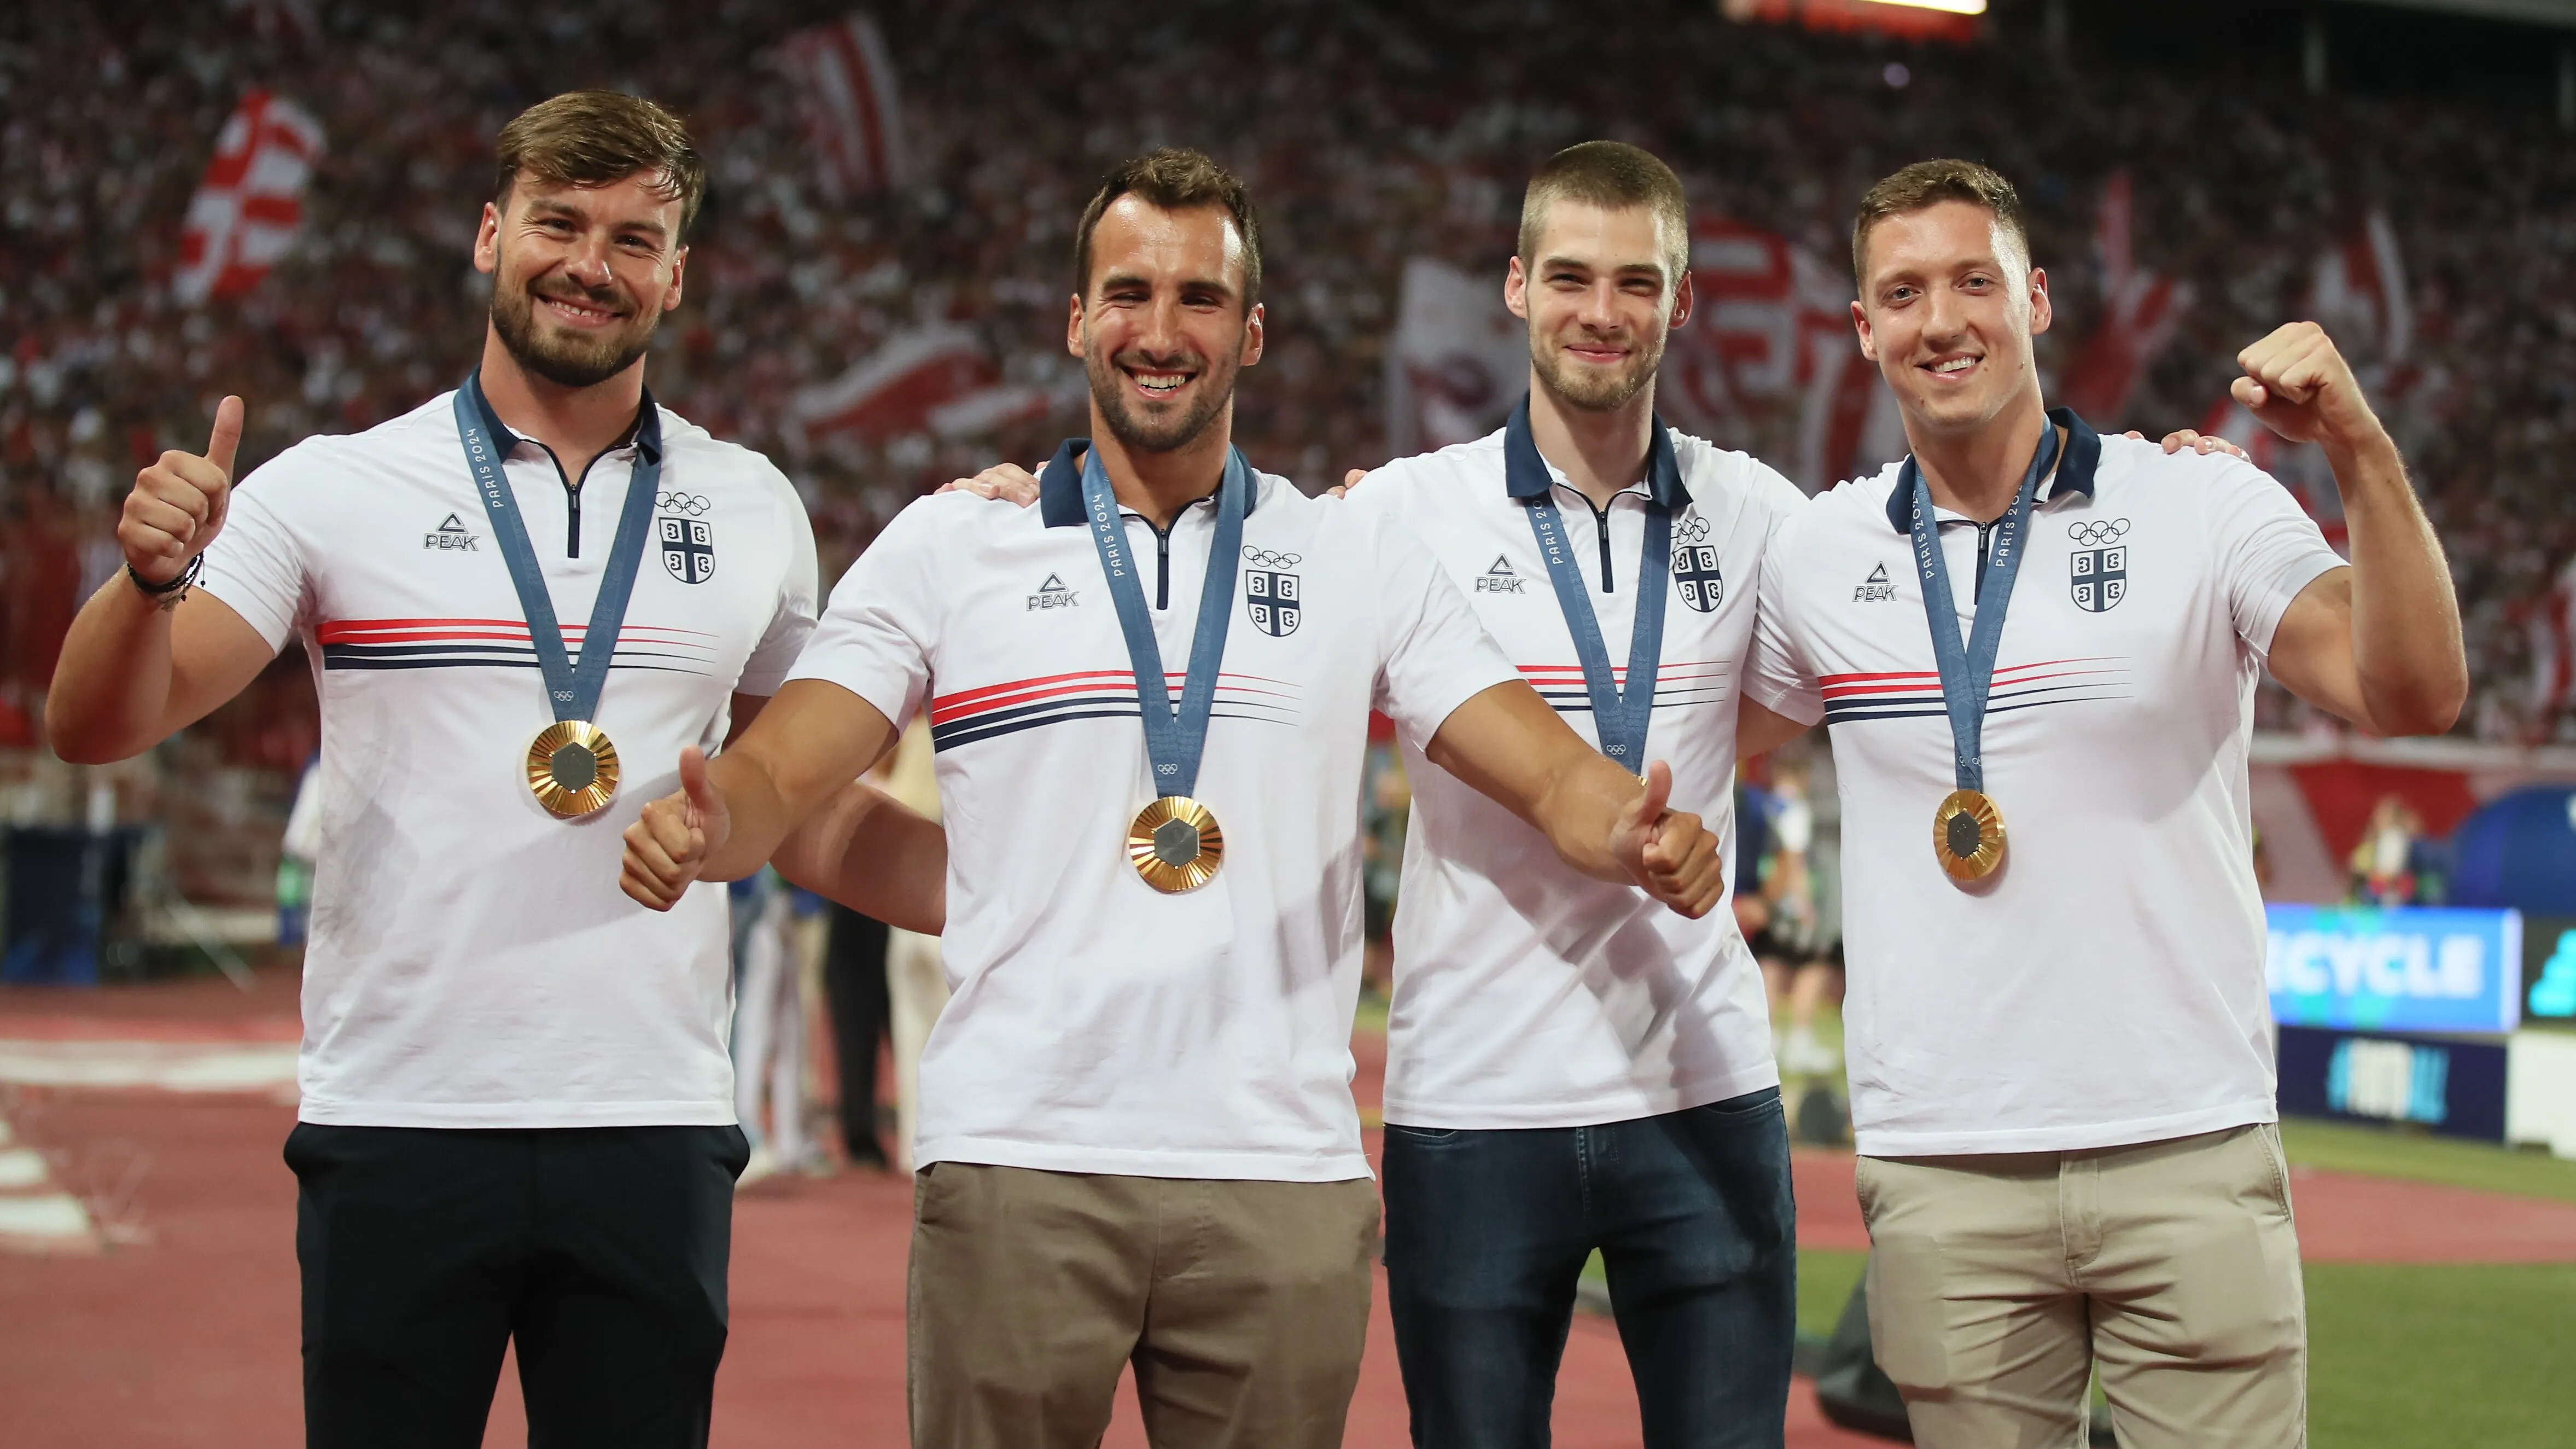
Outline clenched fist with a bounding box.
[121,395,243,585]
[621,746,733,910]
[2233,322,2385,455]
[1608,760,1726,919]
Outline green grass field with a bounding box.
[1577,1127,2576,1446]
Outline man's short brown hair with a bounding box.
[1518,141,1690,284]
[1072,148,1263,309]
[494,90,706,240]
[1851,158,2029,287]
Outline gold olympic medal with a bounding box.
[1127,796,1224,893]
[1932,788,2007,882]
[527,720,621,818]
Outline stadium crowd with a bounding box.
[5,0,2574,760]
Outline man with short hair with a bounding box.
[1343,142,1803,1448]
[618,147,1728,1449]
[1742,158,2467,1447]
[46,91,879,1447]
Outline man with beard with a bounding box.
[1334,141,1806,1449]
[616,148,1729,1448]
[46,92,909,1448]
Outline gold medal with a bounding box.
[1127,796,1223,893]
[1932,788,2006,881]
[527,720,621,818]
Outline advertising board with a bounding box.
[2266,905,2521,1036]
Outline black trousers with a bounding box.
[821,904,890,1162]
[285,1122,750,1449]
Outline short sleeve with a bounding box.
[1366,511,1519,747]
[733,471,821,697]
[196,443,320,650]
[2208,461,2346,655]
[782,497,945,731]
[1743,507,1825,725]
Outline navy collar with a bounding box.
[463,370,662,465]
[1503,394,1691,509]
[1884,405,2097,535]
[1037,438,1262,528]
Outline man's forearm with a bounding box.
[2330,429,2466,736]
[697,749,800,882]
[1530,750,1646,886]
[47,577,178,764]
[770,780,946,934]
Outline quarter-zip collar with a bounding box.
[462,377,657,558]
[1038,438,1264,529]
[1884,404,2098,537]
[1502,394,1687,593]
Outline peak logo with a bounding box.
[423,514,479,551]
[1027,573,1079,611]
[1475,555,1527,594]
[1854,562,1896,603]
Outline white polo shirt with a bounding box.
[200,387,819,1128]
[1350,422,1805,1129]
[785,445,1519,1182]
[1745,412,2345,1156]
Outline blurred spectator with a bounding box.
[6,0,2574,776]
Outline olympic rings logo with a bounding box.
[1242,547,1302,569]
[1673,515,1711,545]
[657,492,711,516]
[2068,518,2130,546]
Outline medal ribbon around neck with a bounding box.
[1079,441,1252,892]
[452,372,663,818]
[1507,396,1675,772]
[1905,420,2061,880]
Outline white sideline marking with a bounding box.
[0,1148,48,1190]
[0,1192,98,1241]
[0,1040,299,1092]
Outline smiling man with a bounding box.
[1742,159,2467,1447]
[48,92,828,1448]
[616,147,1729,1449]
[1338,143,1805,1449]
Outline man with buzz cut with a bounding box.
[1741,158,2467,1447]
[1342,142,1803,1449]
[617,147,1729,1449]
[40,91,931,1448]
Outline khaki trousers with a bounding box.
[908,1163,1379,1449]
[1856,1124,2306,1449]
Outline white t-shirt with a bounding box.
[1746,414,2344,1156]
[1350,424,1804,1128]
[201,388,819,1128]
[785,448,1519,1182]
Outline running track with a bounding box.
[7,974,2576,1447]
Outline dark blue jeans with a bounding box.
[1381,1088,1797,1448]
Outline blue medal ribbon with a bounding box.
[452,373,663,725]
[1077,443,1251,800]
[1507,397,1676,771]
[1904,422,2062,795]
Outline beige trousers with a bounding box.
[908,1163,1379,1449]
[1857,1124,2306,1449]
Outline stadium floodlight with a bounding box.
[1863,0,1987,12]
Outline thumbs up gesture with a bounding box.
[120,396,242,585]
[1609,760,1726,919]
[621,746,734,911]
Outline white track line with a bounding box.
[0,1040,299,1092]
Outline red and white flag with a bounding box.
[1384,257,1529,455]
[2058,173,2188,427]
[2313,211,2410,368]
[2531,554,2576,728]
[777,13,908,201]
[792,325,995,441]
[174,90,324,306]
[1662,213,1899,491]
